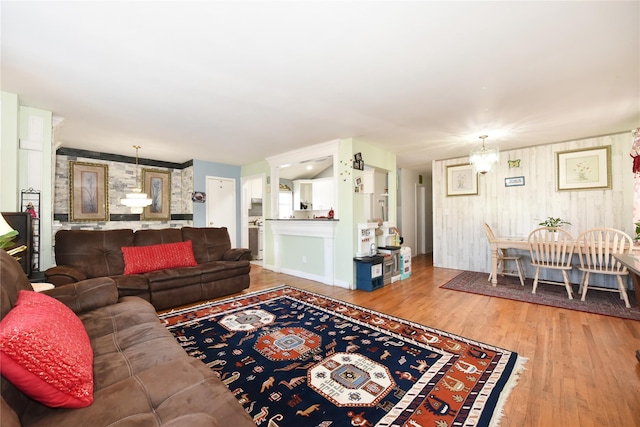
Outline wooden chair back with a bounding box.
[528,227,575,269]
[576,227,632,274]
[483,223,497,243]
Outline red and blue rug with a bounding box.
[160,286,526,426]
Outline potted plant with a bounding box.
[537,216,571,229]
[634,222,640,241]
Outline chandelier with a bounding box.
[120,145,152,214]
[469,135,499,174]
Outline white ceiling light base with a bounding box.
[120,187,152,214]
[470,135,499,174]
[120,145,152,213]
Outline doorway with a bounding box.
[206,176,237,246]
[241,174,265,264]
[416,184,426,255]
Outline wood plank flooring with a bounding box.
[212,255,640,426]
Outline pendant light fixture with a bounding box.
[469,135,499,174]
[120,145,152,213]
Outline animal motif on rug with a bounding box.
[160,286,523,427]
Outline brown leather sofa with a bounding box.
[0,250,255,427]
[45,227,251,310]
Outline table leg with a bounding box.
[491,244,498,286]
[626,269,640,364]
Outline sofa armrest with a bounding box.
[45,265,88,286]
[222,248,252,261]
[42,277,119,315]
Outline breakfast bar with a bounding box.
[267,218,339,286]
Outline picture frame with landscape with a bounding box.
[142,168,171,220]
[69,161,109,222]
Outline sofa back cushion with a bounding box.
[182,227,231,263]
[134,228,182,246]
[54,229,134,278]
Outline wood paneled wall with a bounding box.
[433,132,634,285]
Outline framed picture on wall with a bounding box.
[446,164,478,196]
[505,176,525,187]
[142,169,171,220]
[556,145,611,191]
[69,161,109,222]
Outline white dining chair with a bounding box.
[484,223,525,286]
[576,227,632,308]
[528,227,575,299]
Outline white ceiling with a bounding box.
[2,1,638,172]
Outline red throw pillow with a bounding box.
[122,240,198,275]
[0,290,94,408]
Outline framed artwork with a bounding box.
[446,164,478,196]
[354,176,363,193]
[69,161,109,222]
[142,169,171,220]
[556,145,611,191]
[505,176,525,187]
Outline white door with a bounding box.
[206,176,237,246]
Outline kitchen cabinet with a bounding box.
[293,180,312,210]
[292,178,334,211]
[250,178,263,199]
[249,227,258,259]
[312,178,334,210]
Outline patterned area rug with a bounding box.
[160,285,526,427]
[441,271,640,321]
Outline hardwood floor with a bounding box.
[241,254,640,427]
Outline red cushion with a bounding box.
[0,291,94,408]
[122,240,198,275]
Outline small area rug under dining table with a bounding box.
[441,271,640,321]
[160,285,525,427]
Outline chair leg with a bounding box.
[488,259,502,283]
[532,267,540,294]
[578,271,587,294]
[561,270,573,299]
[580,272,590,302]
[515,259,525,286]
[616,275,631,309]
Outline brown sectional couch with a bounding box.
[45,227,252,310]
[0,250,255,427]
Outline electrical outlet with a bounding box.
[302,256,307,263]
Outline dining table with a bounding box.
[489,236,640,287]
[612,253,640,365]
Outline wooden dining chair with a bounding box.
[576,227,632,308]
[483,223,525,286]
[528,227,575,299]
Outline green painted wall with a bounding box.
[280,235,324,276]
[1,92,20,211]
